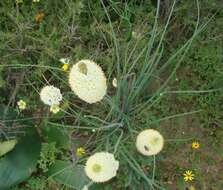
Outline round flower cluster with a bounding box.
[40,85,62,106]
[136,129,164,156]
[85,152,119,183]
[69,60,107,104]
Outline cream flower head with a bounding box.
[40,85,62,106]
[85,152,119,183]
[136,129,164,156]
[69,60,107,104]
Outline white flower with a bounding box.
[112,78,117,88]
[40,85,62,106]
[59,58,70,65]
[50,105,60,114]
[85,152,119,183]
[136,129,164,156]
[69,60,107,104]
[33,0,40,2]
[17,100,26,110]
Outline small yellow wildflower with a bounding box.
[35,12,45,23]
[183,170,194,182]
[192,141,200,149]
[76,147,86,157]
[189,185,196,190]
[50,105,60,114]
[17,100,26,110]
[62,64,69,71]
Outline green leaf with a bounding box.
[47,160,90,190]
[0,128,41,189]
[42,124,70,149]
[0,139,17,157]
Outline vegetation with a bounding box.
[0,0,222,189]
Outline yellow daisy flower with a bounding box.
[183,170,195,182]
[76,147,86,157]
[192,141,200,149]
[17,100,26,110]
[50,105,60,114]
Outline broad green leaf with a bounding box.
[0,128,41,189]
[42,124,70,149]
[0,139,17,157]
[47,160,90,190]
